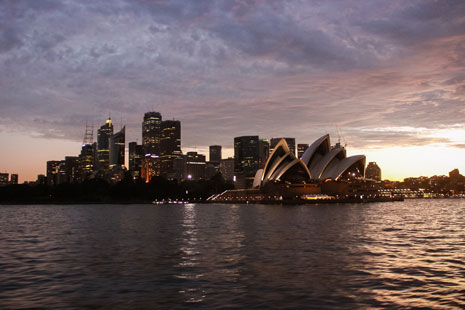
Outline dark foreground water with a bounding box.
[1,200,464,309]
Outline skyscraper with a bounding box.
[209,145,222,163]
[64,156,79,183]
[129,142,144,179]
[110,126,125,166]
[97,118,113,170]
[270,138,296,157]
[78,144,95,181]
[160,120,181,177]
[46,160,61,186]
[142,112,162,181]
[234,136,259,188]
[142,112,162,156]
[79,123,95,182]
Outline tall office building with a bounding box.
[64,156,79,183]
[209,145,222,163]
[110,126,125,166]
[270,138,296,157]
[297,143,309,158]
[234,136,259,188]
[160,120,181,177]
[142,112,162,155]
[129,142,144,179]
[365,162,382,181]
[78,123,95,182]
[259,139,270,168]
[142,112,162,181]
[97,118,113,170]
[78,144,95,182]
[46,160,61,186]
[185,151,206,180]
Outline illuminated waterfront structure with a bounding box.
[160,120,181,178]
[365,162,382,181]
[97,118,113,169]
[270,138,296,157]
[212,135,367,202]
[299,134,365,181]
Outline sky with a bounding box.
[1,0,465,182]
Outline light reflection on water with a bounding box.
[0,200,464,309]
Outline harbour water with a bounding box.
[1,200,464,309]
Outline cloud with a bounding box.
[1,0,465,153]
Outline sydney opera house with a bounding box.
[210,134,370,202]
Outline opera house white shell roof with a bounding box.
[253,135,366,189]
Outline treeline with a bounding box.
[0,173,234,204]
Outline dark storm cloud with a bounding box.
[1,0,465,150]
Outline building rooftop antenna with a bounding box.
[83,120,94,146]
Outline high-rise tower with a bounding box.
[160,120,181,177]
[234,136,259,188]
[97,118,113,170]
[209,145,222,164]
[79,122,95,180]
[129,142,144,179]
[142,112,162,156]
[110,126,125,166]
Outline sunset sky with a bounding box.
[1,0,465,182]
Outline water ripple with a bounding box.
[0,200,464,309]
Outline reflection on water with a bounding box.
[0,200,464,309]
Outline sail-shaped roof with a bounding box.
[252,135,366,189]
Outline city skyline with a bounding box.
[1,1,465,181]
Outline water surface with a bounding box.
[1,200,464,309]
